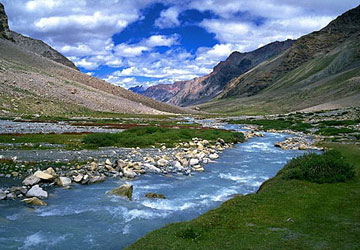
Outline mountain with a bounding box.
[129,85,146,94]
[141,81,187,102]
[198,4,360,114]
[0,3,78,70]
[168,40,295,106]
[0,3,193,116]
[137,39,294,106]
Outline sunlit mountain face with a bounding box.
[3,0,359,89]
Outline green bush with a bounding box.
[279,150,355,183]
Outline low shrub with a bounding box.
[279,150,355,183]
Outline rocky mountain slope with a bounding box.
[198,5,360,114]
[0,3,192,116]
[0,3,78,70]
[133,40,294,106]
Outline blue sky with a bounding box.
[3,0,360,89]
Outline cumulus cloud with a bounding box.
[155,7,181,28]
[2,0,359,89]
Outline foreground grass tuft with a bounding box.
[279,150,355,183]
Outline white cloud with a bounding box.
[155,7,181,28]
[145,34,179,47]
[2,0,359,90]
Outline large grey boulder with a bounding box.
[22,197,47,206]
[123,168,137,178]
[108,183,133,200]
[22,175,41,186]
[26,185,48,199]
[56,177,72,187]
[143,163,161,173]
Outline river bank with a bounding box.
[127,142,360,250]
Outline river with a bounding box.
[0,124,309,249]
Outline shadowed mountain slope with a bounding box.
[199,5,360,114]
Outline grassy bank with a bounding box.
[127,143,360,249]
[83,127,245,148]
[0,127,244,150]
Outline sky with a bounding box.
[2,0,359,89]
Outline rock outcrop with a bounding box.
[0,2,11,40]
[0,2,78,70]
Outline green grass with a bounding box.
[278,150,355,183]
[0,127,244,150]
[229,119,313,132]
[315,127,357,136]
[83,127,245,148]
[127,144,360,250]
[315,119,360,126]
[0,133,85,150]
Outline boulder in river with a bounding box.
[88,175,105,184]
[143,163,161,173]
[21,197,47,206]
[0,189,6,200]
[173,161,183,171]
[145,193,166,199]
[105,159,112,166]
[209,153,219,160]
[26,185,48,199]
[56,177,72,187]
[34,170,54,181]
[123,168,137,178]
[43,167,56,177]
[73,174,83,183]
[157,158,169,167]
[22,175,41,186]
[108,183,133,200]
[189,158,199,166]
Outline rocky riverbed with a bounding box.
[0,137,237,205]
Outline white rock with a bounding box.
[209,153,219,160]
[105,159,112,165]
[26,185,48,199]
[73,174,83,183]
[43,167,56,177]
[56,177,72,187]
[123,168,137,178]
[193,165,204,172]
[0,190,6,200]
[22,175,41,186]
[173,161,183,171]
[34,170,54,181]
[143,163,161,173]
[189,158,199,166]
[157,159,169,167]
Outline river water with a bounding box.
[0,125,308,249]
